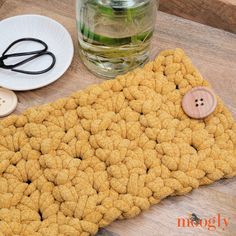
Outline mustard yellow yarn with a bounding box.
[0,49,236,236]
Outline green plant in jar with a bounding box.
[76,0,157,78]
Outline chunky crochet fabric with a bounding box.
[0,49,236,236]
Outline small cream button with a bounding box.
[182,86,217,119]
[0,88,18,117]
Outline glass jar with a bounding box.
[76,0,158,78]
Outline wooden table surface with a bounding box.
[159,0,236,34]
[1,0,236,235]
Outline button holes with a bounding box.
[201,103,204,106]
[2,100,5,103]
[200,98,204,101]
[140,112,144,115]
[195,99,198,102]
[195,104,199,107]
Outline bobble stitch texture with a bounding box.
[0,49,236,235]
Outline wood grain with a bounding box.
[0,0,236,235]
[159,0,236,34]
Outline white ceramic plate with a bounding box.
[0,15,74,91]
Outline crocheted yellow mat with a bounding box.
[0,49,236,236]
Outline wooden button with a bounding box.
[0,88,18,117]
[182,87,217,119]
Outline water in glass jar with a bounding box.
[76,0,157,78]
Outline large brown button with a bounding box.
[0,88,18,117]
[182,86,217,119]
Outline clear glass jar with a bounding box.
[76,0,158,78]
